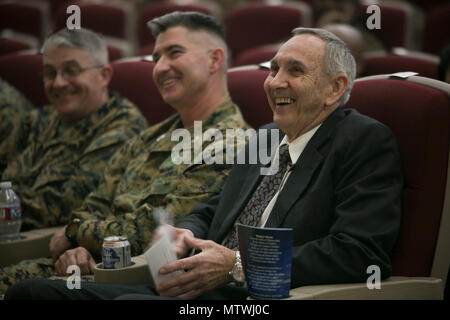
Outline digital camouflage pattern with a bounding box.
[0,257,94,298]
[0,100,249,296]
[70,100,250,258]
[1,92,147,230]
[0,78,35,174]
[0,258,53,298]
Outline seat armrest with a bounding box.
[94,255,153,285]
[0,226,62,267]
[283,277,443,300]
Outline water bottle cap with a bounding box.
[0,181,12,188]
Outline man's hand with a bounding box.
[49,227,71,262]
[54,246,96,276]
[152,225,194,258]
[156,236,235,299]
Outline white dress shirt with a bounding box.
[258,124,321,227]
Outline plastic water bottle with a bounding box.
[0,181,22,242]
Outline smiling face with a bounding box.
[264,34,337,141]
[152,26,214,111]
[43,47,110,121]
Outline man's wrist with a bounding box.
[228,250,246,286]
[65,218,81,247]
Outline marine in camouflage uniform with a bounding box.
[0,78,35,174]
[69,99,249,258]
[0,92,147,296]
[1,92,147,230]
[0,99,250,296]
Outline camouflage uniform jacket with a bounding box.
[0,78,35,174]
[69,100,250,258]
[1,92,147,230]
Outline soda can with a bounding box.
[102,236,131,269]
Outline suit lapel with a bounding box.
[265,148,323,227]
[217,163,263,241]
[217,108,345,236]
[265,108,345,227]
[217,126,283,241]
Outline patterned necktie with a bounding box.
[223,144,292,250]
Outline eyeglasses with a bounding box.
[42,64,103,81]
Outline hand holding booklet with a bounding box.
[237,224,293,299]
[143,209,183,286]
[143,228,184,286]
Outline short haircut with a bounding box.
[147,11,226,42]
[292,27,356,107]
[147,11,229,69]
[42,28,108,65]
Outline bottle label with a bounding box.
[0,206,22,221]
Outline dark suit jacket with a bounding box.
[177,107,403,288]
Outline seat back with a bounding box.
[227,65,272,128]
[106,45,123,62]
[0,53,47,107]
[53,0,134,40]
[137,43,155,56]
[109,58,175,125]
[422,3,450,54]
[0,38,33,56]
[344,74,450,283]
[232,44,279,67]
[0,227,61,267]
[225,2,312,63]
[359,0,414,50]
[0,1,49,44]
[363,51,439,79]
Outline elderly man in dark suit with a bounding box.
[5,27,402,300]
[151,27,402,300]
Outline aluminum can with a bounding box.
[102,236,131,269]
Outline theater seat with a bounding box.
[225,1,312,63]
[53,0,135,41]
[358,0,415,50]
[0,37,36,56]
[363,50,439,79]
[0,53,47,107]
[94,255,152,285]
[0,226,61,267]
[109,58,176,125]
[0,1,49,44]
[227,65,272,128]
[232,44,280,67]
[285,73,450,299]
[422,3,450,54]
[137,43,155,57]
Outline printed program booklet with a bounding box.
[144,231,184,286]
[237,224,293,299]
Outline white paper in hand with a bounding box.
[144,231,184,286]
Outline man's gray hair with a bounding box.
[292,27,356,106]
[42,28,108,65]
